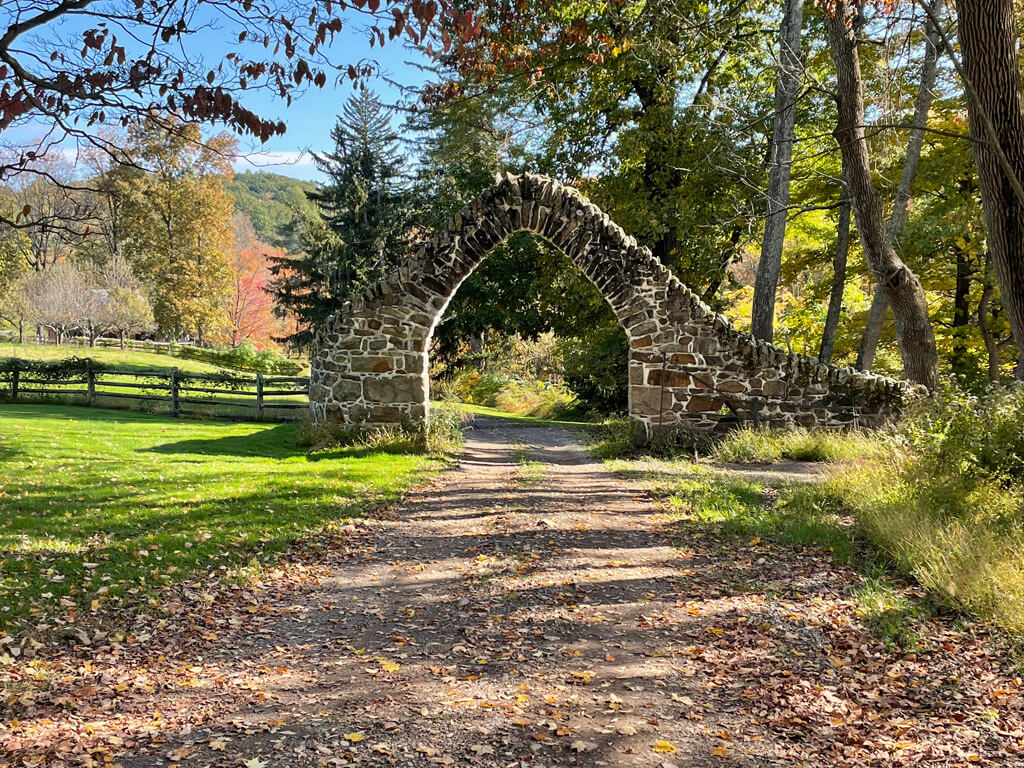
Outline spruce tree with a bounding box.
[271,89,411,348]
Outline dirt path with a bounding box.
[9,420,1023,767]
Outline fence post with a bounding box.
[171,367,180,417]
[256,372,265,420]
[86,361,96,406]
[10,366,18,401]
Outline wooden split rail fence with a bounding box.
[0,365,310,421]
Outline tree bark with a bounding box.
[955,0,1024,380]
[950,247,973,373]
[977,253,1002,382]
[856,0,942,371]
[751,0,805,342]
[856,286,888,370]
[825,1,938,389]
[819,173,851,364]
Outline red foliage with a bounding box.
[221,244,288,349]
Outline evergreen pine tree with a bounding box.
[271,89,411,348]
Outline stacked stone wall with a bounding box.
[310,174,917,437]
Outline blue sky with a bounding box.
[7,7,434,184]
[229,21,433,181]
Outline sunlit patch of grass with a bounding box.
[854,572,930,652]
[452,401,592,428]
[710,425,885,464]
[613,459,854,561]
[606,455,943,648]
[0,404,444,635]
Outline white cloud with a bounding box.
[236,150,315,168]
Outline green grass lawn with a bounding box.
[0,341,226,375]
[1,344,310,419]
[0,404,444,635]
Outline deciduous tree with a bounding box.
[0,0,466,208]
[825,0,938,389]
[953,0,1024,378]
[117,118,235,342]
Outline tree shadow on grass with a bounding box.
[143,423,305,458]
[144,424,432,461]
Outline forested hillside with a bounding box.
[226,171,319,251]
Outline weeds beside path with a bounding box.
[3,420,1023,767]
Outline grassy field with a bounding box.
[0,341,228,375]
[0,404,444,635]
[1,344,309,419]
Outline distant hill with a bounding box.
[227,171,320,251]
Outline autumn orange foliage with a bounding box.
[219,243,289,349]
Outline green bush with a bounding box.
[589,417,647,459]
[295,401,464,456]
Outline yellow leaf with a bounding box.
[653,740,677,753]
[378,659,400,673]
[711,746,728,757]
[344,732,365,743]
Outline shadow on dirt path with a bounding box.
[21,418,1022,767]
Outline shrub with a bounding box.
[589,417,648,459]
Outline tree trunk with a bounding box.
[856,0,943,370]
[978,253,1002,382]
[120,330,126,350]
[955,0,1024,379]
[703,226,743,302]
[17,318,24,344]
[950,248,973,373]
[751,0,805,342]
[856,285,888,370]
[819,173,851,364]
[825,1,938,389]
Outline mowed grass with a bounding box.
[0,342,226,375]
[0,404,443,635]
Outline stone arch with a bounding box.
[310,173,915,437]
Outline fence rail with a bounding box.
[0,364,310,421]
